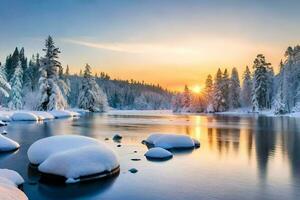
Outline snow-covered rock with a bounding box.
[144,133,198,149]
[27,135,119,183]
[0,169,24,186]
[0,114,11,122]
[0,169,27,200]
[38,145,119,183]
[0,120,7,126]
[28,135,100,165]
[30,111,55,120]
[49,110,80,118]
[144,147,173,160]
[11,111,39,121]
[0,135,20,152]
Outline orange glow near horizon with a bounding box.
[63,36,285,92]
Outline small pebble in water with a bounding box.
[134,151,138,153]
[105,138,109,141]
[129,168,138,173]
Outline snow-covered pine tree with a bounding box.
[252,54,270,111]
[0,62,11,101]
[77,64,108,112]
[204,74,213,111]
[8,60,23,110]
[213,68,223,112]
[182,85,191,110]
[221,69,230,110]
[5,47,19,81]
[229,67,241,109]
[241,66,252,107]
[36,36,68,111]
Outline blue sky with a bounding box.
[0,0,299,90]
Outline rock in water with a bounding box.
[129,168,138,173]
[144,133,199,149]
[27,135,119,183]
[144,147,173,160]
[0,135,20,152]
[113,134,122,141]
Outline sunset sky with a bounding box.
[0,0,300,91]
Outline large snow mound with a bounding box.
[38,145,119,183]
[27,135,119,183]
[49,110,80,118]
[144,147,173,160]
[0,169,27,200]
[28,135,100,165]
[0,169,24,186]
[144,133,198,149]
[11,111,39,121]
[0,135,20,152]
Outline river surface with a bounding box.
[0,111,300,200]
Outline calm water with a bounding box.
[1,112,300,200]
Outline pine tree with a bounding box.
[0,62,11,100]
[182,85,191,109]
[204,74,213,110]
[8,60,23,110]
[5,47,19,81]
[241,66,252,107]
[229,67,241,109]
[36,36,68,111]
[213,68,223,111]
[221,69,230,110]
[252,54,270,111]
[77,64,108,112]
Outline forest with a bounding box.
[1,36,300,114]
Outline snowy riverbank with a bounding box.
[0,108,89,122]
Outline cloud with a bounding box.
[63,39,199,54]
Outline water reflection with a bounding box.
[0,113,300,199]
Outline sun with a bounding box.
[191,85,202,94]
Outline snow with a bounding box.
[0,169,24,186]
[144,133,198,149]
[28,135,100,165]
[144,147,173,160]
[38,145,119,183]
[0,135,20,151]
[11,111,39,121]
[49,110,80,118]
[0,169,27,200]
[69,108,89,115]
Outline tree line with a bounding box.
[0,36,173,111]
[172,47,300,114]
